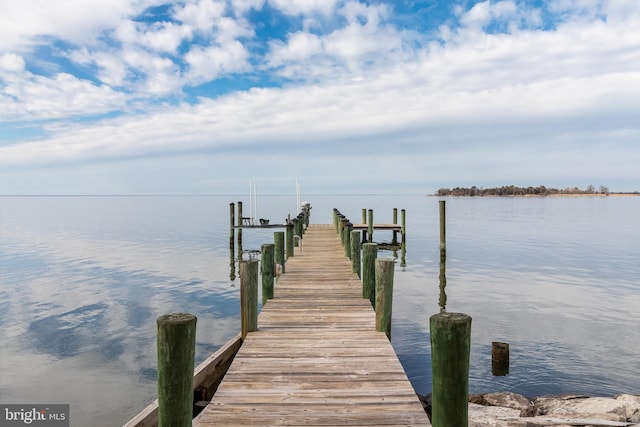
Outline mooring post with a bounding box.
[400,208,406,267]
[492,342,509,376]
[368,209,374,242]
[292,218,300,247]
[229,203,236,281]
[229,202,235,243]
[392,208,398,244]
[157,313,196,427]
[240,260,258,339]
[296,213,304,237]
[362,208,367,225]
[362,243,378,307]
[351,230,361,278]
[375,258,394,339]
[261,243,275,305]
[286,221,294,258]
[344,222,353,258]
[274,231,285,274]
[439,200,446,262]
[333,209,339,232]
[430,312,472,427]
[237,201,243,259]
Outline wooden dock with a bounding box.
[193,224,430,426]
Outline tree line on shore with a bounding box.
[435,185,614,197]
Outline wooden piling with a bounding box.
[344,222,353,259]
[229,203,235,244]
[351,230,361,278]
[375,258,394,339]
[292,218,300,247]
[430,312,472,427]
[156,313,197,427]
[400,209,406,267]
[492,342,509,376]
[229,203,236,281]
[237,201,243,259]
[362,208,367,225]
[367,209,374,242]
[240,260,258,339]
[274,231,285,274]
[439,200,446,262]
[286,221,294,258]
[362,243,378,307]
[261,243,275,305]
[392,208,398,244]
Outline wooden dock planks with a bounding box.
[194,224,430,426]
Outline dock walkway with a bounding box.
[194,224,430,426]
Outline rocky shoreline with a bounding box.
[419,392,640,426]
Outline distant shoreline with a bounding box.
[432,185,639,197]
[429,193,640,197]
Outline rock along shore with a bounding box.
[419,392,640,426]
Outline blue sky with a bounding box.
[1,0,639,195]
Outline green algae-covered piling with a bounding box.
[157,313,197,427]
[362,243,378,307]
[240,260,258,338]
[439,200,446,262]
[430,312,472,427]
[375,258,394,339]
[286,221,294,258]
[351,230,361,278]
[261,243,274,305]
[274,231,285,274]
[344,221,353,258]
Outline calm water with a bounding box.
[1,195,638,426]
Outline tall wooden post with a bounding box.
[261,243,275,305]
[351,230,361,278]
[237,201,243,259]
[344,222,353,258]
[439,200,446,262]
[274,231,285,274]
[367,209,374,242]
[229,203,235,245]
[362,243,378,307]
[392,208,398,244]
[375,258,394,339]
[361,209,368,241]
[286,221,294,258]
[240,260,258,338]
[430,312,472,427]
[400,209,406,267]
[157,313,196,427]
[229,203,236,281]
[292,218,300,247]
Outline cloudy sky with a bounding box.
[1,0,639,195]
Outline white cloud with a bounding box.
[267,32,323,67]
[0,0,156,51]
[173,0,226,33]
[268,0,339,16]
[0,53,26,73]
[185,41,250,84]
[0,72,128,121]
